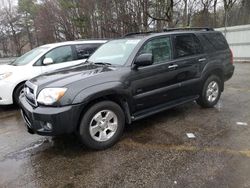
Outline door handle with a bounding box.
[198,58,206,62]
[168,64,178,69]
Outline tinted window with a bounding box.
[44,46,73,64]
[174,34,202,58]
[139,37,171,64]
[202,33,229,51]
[75,44,101,60]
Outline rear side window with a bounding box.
[174,34,202,58]
[202,33,229,51]
[75,44,102,60]
[139,37,171,64]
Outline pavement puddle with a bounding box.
[122,139,250,158]
[236,122,248,126]
[4,138,53,160]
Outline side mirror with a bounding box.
[133,53,153,69]
[43,57,54,65]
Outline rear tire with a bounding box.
[13,83,24,105]
[196,75,222,108]
[78,101,125,150]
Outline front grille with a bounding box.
[24,81,38,107]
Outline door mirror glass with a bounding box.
[43,57,54,65]
[134,53,153,68]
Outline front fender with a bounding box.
[72,81,131,104]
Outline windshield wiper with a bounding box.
[92,62,112,66]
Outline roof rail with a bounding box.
[163,27,214,32]
[123,31,157,37]
[123,27,214,37]
[77,38,109,41]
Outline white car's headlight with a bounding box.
[37,88,67,105]
[0,72,12,80]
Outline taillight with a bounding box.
[230,49,233,64]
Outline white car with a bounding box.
[0,40,107,105]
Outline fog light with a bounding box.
[42,122,53,131]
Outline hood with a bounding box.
[0,64,25,74]
[30,63,117,88]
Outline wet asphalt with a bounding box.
[0,63,250,188]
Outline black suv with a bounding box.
[20,28,234,150]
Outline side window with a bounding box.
[75,44,101,60]
[139,37,171,64]
[44,46,73,64]
[202,33,229,51]
[174,34,202,58]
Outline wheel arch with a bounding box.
[12,80,27,102]
[76,93,133,133]
[202,67,224,92]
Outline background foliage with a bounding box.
[0,0,249,56]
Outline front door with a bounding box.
[41,45,84,73]
[130,36,179,111]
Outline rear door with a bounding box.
[170,33,206,96]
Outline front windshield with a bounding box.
[88,39,141,65]
[10,46,49,66]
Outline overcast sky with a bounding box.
[0,0,17,8]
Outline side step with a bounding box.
[131,95,199,121]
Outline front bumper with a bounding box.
[0,80,15,105]
[19,94,84,136]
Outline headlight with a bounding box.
[37,88,67,105]
[0,72,12,80]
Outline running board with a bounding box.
[131,95,199,121]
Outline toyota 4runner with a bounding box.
[20,28,235,150]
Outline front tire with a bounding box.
[78,101,125,150]
[196,75,222,108]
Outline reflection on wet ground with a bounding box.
[0,63,250,188]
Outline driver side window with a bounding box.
[139,37,171,64]
[44,46,74,64]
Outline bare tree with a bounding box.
[1,0,28,56]
[223,0,237,27]
[213,0,218,27]
[0,0,246,57]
